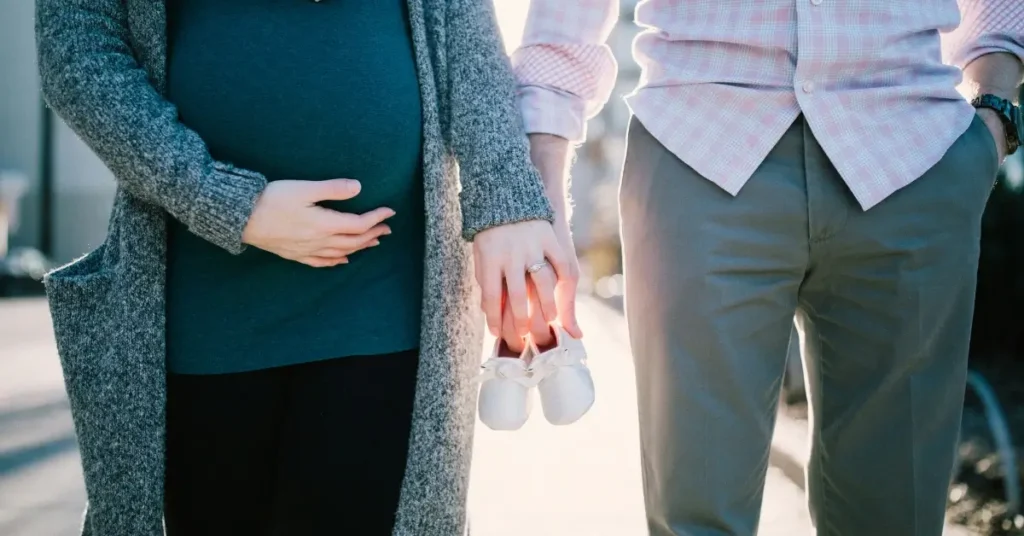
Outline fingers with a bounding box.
[501,305,527,354]
[545,237,583,338]
[322,224,391,250]
[351,207,397,234]
[349,236,382,253]
[316,207,396,236]
[299,256,349,268]
[543,236,572,285]
[478,255,503,337]
[305,179,361,202]
[312,248,351,258]
[312,239,379,259]
[301,234,381,268]
[555,275,582,338]
[527,283,555,348]
[528,265,558,324]
[504,266,529,338]
[472,220,570,340]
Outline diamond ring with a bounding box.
[526,261,550,274]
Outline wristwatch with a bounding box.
[971,94,1022,156]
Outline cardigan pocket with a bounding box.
[44,243,115,388]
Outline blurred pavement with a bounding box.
[0,296,815,535]
[0,299,85,536]
[468,295,814,535]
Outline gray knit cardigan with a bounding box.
[35,0,553,534]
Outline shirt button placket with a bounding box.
[796,0,819,98]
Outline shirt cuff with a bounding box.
[517,86,589,143]
[954,34,1024,70]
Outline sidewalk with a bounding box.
[0,299,86,536]
[520,295,966,536]
[0,297,812,535]
[467,296,813,535]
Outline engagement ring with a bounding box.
[526,261,549,274]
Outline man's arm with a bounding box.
[507,0,620,347]
[945,0,1024,160]
[966,53,1023,161]
[512,0,620,211]
[513,0,620,142]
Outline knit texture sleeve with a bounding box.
[36,0,267,254]
[446,0,555,241]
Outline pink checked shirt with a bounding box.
[513,1,1024,209]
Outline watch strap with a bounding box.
[971,94,1021,155]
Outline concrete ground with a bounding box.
[468,295,813,535]
[0,299,85,536]
[0,296,814,535]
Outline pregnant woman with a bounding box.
[35,0,578,534]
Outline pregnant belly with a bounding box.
[167,16,424,214]
[174,83,423,214]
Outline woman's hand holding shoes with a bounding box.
[473,219,582,352]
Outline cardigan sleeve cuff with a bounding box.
[185,161,267,255]
[459,157,555,242]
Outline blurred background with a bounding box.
[1,1,1023,534]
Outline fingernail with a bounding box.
[383,228,392,235]
[370,239,380,247]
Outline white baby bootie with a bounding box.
[476,338,537,431]
[528,326,595,426]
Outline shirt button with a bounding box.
[801,80,816,93]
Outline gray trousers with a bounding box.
[619,115,1000,536]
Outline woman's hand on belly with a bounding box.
[242,179,394,267]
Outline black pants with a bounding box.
[164,350,419,536]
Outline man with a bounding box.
[513,1,1023,534]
